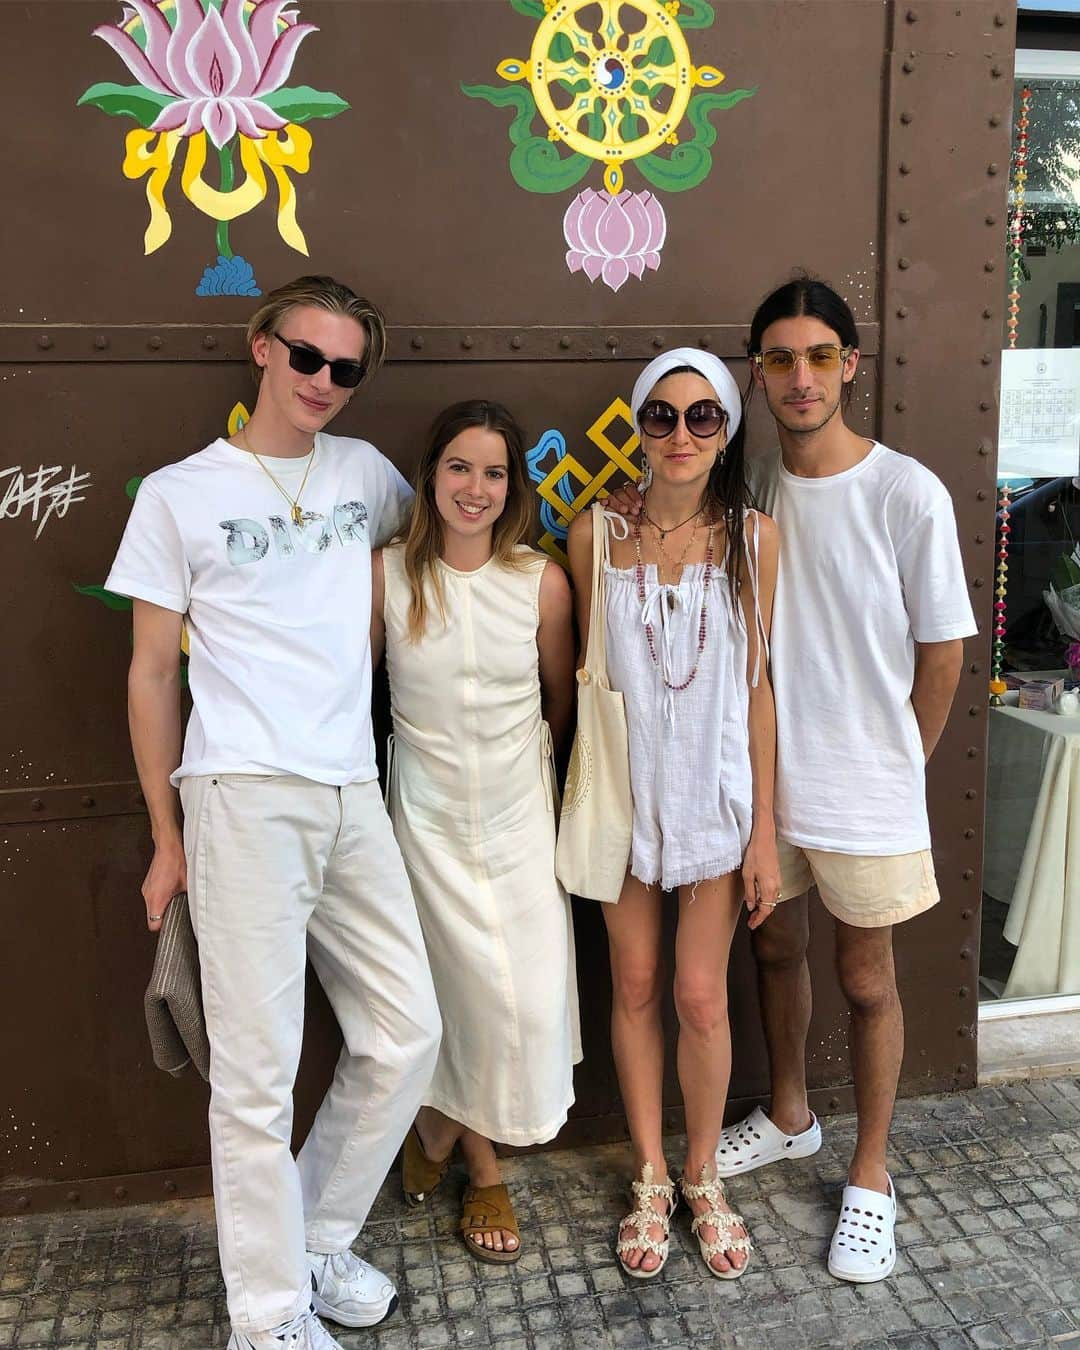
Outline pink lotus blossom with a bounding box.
[93,0,316,149]
[563,188,667,293]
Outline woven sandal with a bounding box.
[680,1166,752,1280]
[401,1124,450,1208]
[459,1182,522,1265]
[615,1162,678,1280]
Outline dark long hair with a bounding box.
[398,400,534,641]
[639,365,749,614]
[747,274,860,407]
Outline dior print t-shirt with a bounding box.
[106,434,414,786]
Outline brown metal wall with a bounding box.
[0,1,1012,1214]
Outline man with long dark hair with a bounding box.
[713,277,977,1283]
[106,276,441,1349]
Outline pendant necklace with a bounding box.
[238,426,316,526]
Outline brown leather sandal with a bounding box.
[401,1124,450,1208]
[459,1182,522,1265]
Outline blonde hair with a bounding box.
[401,400,535,642]
[245,274,387,388]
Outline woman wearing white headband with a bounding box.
[567,348,781,1282]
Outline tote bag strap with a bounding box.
[584,502,627,679]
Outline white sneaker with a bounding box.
[308,1249,399,1329]
[715,1106,822,1177]
[227,1306,343,1349]
[827,1175,897,1283]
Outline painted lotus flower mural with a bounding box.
[463,0,755,292]
[78,0,349,295]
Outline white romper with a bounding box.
[382,543,582,1145]
[604,510,767,891]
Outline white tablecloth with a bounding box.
[986,705,1080,998]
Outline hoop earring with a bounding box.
[637,459,653,494]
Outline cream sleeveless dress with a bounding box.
[382,543,582,1145]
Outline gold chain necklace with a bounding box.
[238,426,316,525]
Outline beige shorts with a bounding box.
[776,839,939,929]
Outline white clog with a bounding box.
[827,1176,897,1283]
[715,1106,822,1178]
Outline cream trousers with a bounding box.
[180,774,441,1335]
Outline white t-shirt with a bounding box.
[748,442,977,855]
[106,433,414,786]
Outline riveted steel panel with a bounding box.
[0,0,1008,1208]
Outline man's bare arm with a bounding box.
[911,638,964,761]
[129,599,187,930]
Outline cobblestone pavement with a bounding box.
[3,1077,1080,1349]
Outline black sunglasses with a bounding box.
[274,333,365,389]
[639,398,727,439]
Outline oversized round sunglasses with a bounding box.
[752,343,854,376]
[638,398,727,439]
[274,333,365,388]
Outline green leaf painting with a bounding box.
[637,88,757,192]
[461,83,593,194]
[76,82,175,127]
[260,86,351,123]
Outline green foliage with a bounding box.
[461,82,591,193]
[636,87,756,191]
[676,0,716,28]
[260,86,350,122]
[644,38,676,65]
[72,584,133,613]
[125,477,142,501]
[76,82,175,127]
[509,0,546,15]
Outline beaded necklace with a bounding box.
[634,514,715,693]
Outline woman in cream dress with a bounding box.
[370,399,580,1263]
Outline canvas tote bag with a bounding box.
[556,503,633,902]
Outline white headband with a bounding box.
[630,347,742,440]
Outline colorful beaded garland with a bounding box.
[634,516,715,693]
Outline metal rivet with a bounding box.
[985,215,997,227]
[37,334,52,350]
[829,1097,840,1110]
[607,335,619,350]
[164,1179,178,1194]
[652,335,664,349]
[983,307,993,319]
[895,399,907,412]
[975,533,986,544]
[461,335,473,350]
[31,798,44,812]
[991,65,1003,78]
[966,747,979,758]
[899,161,911,175]
[559,336,571,350]
[964,827,976,839]
[970,662,982,674]
[898,209,911,223]
[984,261,996,273]
[114,1186,128,1200]
[987,162,999,175]
[979,400,991,411]
[148,336,163,350]
[896,306,909,319]
[411,335,424,351]
[511,336,523,350]
[902,59,915,73]
[959,949,972,965]
[980,438,993,454]
[962,908,973,919]
[93,335,108,350]
[900,110,913,124]
[898,256,911,269]
[965,791,977,801]
[981,353,993,365]
[963,869,975,880]
[202,335,217,350]
[957,1062,968,1074]
[896,353,908,365]
[977,490,988,502]
[81,795,95,808]
[959,987,969,999]
[905,7,917,19]
[67,1190,80,1204]
[989,114,1002,127]
[698,335,712,349]
[968,705,980,716]
[994,11,1006,24]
